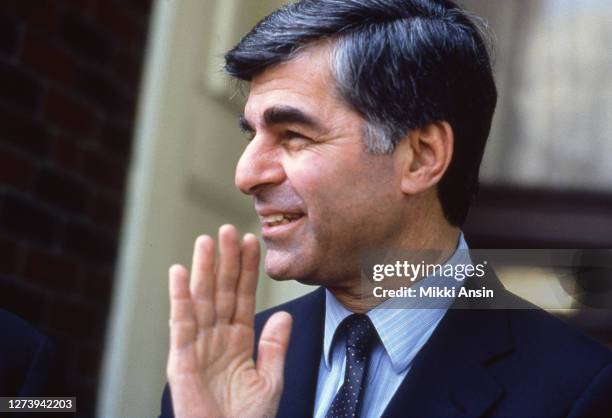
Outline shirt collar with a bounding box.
[322,232,470,372]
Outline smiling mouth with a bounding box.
[260,213,304,227]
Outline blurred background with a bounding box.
[0,0,610,417]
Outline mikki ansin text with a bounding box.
[372,285,494,299]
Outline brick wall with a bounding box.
[0,0,151,415]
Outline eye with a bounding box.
[285,130,310,141]
[282,130,312,150]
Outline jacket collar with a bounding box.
[275,268,514,418]
[381,269,514,417]
[276,287,326,418]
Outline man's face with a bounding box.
[235,45,406,287]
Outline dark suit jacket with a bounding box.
[0,309,55,397]
[161,274,612,417]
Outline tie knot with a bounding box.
[342,314,377,352]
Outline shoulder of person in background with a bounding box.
[0,308,56,397]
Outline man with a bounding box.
[161,1,612,417]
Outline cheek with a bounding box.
[287,157,351,213]
[286,157,335,197]
[286,150,397,228]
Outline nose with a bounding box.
[235,138,285,195]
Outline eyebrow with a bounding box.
[239,105,324,134]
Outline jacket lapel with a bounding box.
[275,287,326,418]
[382,272,514,418]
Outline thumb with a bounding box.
[256,311,292,389]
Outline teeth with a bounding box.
[262,214,285,223]
[261,213,302,226]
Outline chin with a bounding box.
[264,250,315,282]
[266,270,294,281]
[264,260,301,281]
[265,263,330,289]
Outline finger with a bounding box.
[232,233,260,327]
[215,224,241,323]
[190,235,216,328]
[168,264,197,350]
[256,311,292,391]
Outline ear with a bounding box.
[396,121,454,195]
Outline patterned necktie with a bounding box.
[326,314,378,418]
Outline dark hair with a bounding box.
[225,0,497,226]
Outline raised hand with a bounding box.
[167,225,292,418]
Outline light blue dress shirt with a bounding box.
[313,234,471,418]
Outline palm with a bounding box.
[167,225,292,418]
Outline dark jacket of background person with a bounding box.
[0,308,55,397]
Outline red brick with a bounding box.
[123,0,153,16]
[62,220,117,264]
[50,134,82,171]
[68,380,96,418]
[76,343,102,377]
[90,192,123,229]
[47,332,76,379]
[78,266,113,302]
[23,247,78,291]
[81,149,126,191]
[46,298,99,339]
[76,65,132,119]
[60,12,113,67]
[0,234,20,276]
[95,1,139,46]
[21,31,78,86]
[0,192,60,245]
[0,0,151,413]
[0,62,45,113]
[100,119,132,157]
[0,148,38,191]
[0,106,50,156]
[111,46,143,87]
[64,0,99,19]
[44,89,97,136]
[1,1,61,34]
[36,166,91,213]
[0,11,21,57]
[0,278,46,323]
